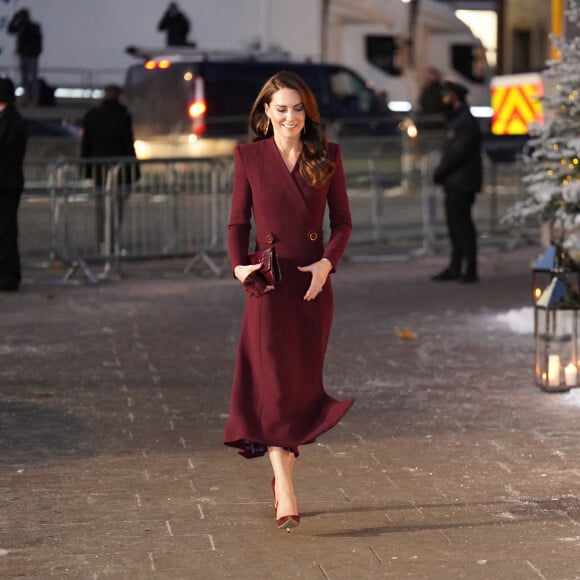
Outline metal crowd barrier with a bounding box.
[19,156,233,283]
[337,133,533,251]
[19,135,535,283]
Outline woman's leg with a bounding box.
[288,449,296,478]
[268,447,298,519]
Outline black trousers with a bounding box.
[444,191,477,277]
[0,192,22,289]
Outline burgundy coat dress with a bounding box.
[224,137,355,458]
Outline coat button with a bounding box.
[308,231,318,241]
[265,233,275,244]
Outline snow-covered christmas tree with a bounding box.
[505,0,580,256]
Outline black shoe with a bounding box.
[458,273,479,284]
[431,269,460,282]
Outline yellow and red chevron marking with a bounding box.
[491,74,544,135]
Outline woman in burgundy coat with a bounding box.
[224,71,355,530]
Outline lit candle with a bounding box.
[548,355,561,387]
[565,363,577,387]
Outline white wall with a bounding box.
[0,0,321,85]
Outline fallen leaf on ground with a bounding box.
[396,328,416,340]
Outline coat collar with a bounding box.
[265,137,315,205]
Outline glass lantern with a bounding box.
[535,276,580,392]
[532,244,580,303]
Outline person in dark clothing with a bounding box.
[0,77,27,291]
[418,67,446,116]
[432,80,482,284]
[81,84,139,252]
[7,8,42,104]
[157,2,194,47]
[416,67,446,131]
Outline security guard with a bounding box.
[432,80,482,284]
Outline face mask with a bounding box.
[443,101,456,116]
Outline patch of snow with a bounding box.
[0,344,62,355]
[494,307,534,335]
[496,511,516,519]
[561,388,580,409]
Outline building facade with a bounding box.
[434,0,552,74]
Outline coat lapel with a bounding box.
[264,138,311,210]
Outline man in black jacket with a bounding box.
[157,2,193,47]
[81,85,139,252]
[432,80,482,284]
[0,77,27,291]
[8,8,42,104]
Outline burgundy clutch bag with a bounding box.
[248,247,281,286]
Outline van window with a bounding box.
[365,35,403,77]
[202,62,331,118]
[451,44,486,83]
[201,63,329,117]
[328,69,376,114]
[202,63,265,117]
[124,63,196,136]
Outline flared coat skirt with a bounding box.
[224,250,354,458]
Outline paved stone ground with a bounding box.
[2,245,580,579]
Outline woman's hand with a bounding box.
[297,258,333,301]
[234,263,274,297]
[234,263,263,284]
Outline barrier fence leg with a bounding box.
[184,251,223,278]
[369,157,385,243]
[98,168,123,280]
[489,161,498,237]
[49,163,58,262]
[418,152,437,256]
[63,260,99,285]
[183,165,224,278]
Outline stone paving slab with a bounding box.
[3,247,580,579]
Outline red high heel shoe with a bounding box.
[272,477,300,530]
[276,515,300,530]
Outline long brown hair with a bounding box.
[249,70,335,188]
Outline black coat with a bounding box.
[81,100,139,186]
[8,12,42,58]
[419,81,446,116]
[0,105,27,193]
[433,104,482,195]
[157,9,190,46]
[0,104,27,289]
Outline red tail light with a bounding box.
[188,101,207,118]
[143,59,171,70]
[188,76,206,136]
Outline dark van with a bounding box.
[123,50,398,158]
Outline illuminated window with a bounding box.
[455,9,498,69]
